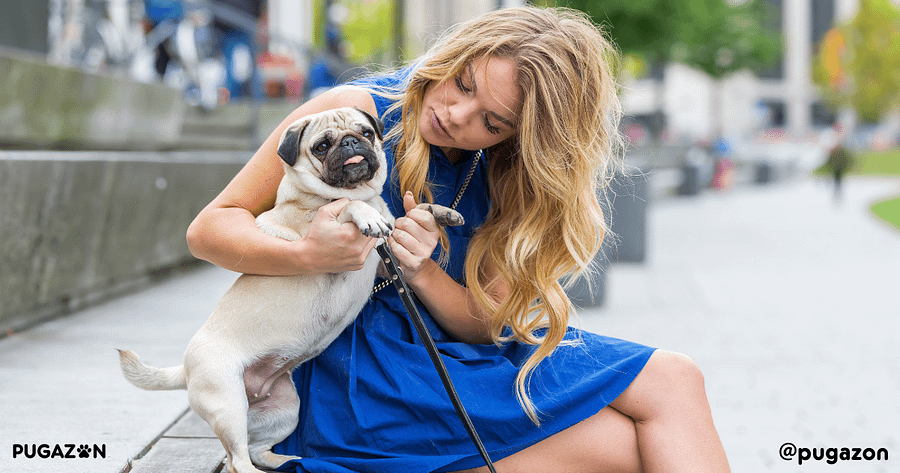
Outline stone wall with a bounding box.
[0,151,248,334]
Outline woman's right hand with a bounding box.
[299,198,379,274]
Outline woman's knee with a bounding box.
[651,350,706,394]
[613,350,709,422]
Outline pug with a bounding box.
[118,107,464,473]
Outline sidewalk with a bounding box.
[579,175,900,472]
[1,175,898,473]
[0,265,240,473]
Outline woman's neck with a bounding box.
[441,147,463,164]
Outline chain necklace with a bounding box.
[372,149,483,294]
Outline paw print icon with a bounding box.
[77,445,91,458]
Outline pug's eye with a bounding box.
[313,140,330,155]
[362,129,374,141]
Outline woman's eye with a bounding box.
[455,75,472,94]
[484,117,500,135]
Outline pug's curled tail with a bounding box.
[117,349,186,391]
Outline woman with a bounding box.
[187,6,731,473]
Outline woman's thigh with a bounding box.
[451,405,642,473]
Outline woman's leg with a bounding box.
[452,350,729,473]
[609,350,731,473]
[453,405,643,473]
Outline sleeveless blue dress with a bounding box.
[273,68,656,473]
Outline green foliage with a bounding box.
[814,147,900,176]
[813,0,900,122]
[562,0,680,61]
[341,0,396,64]
[560,0,781,78]
[871,196,900,232]
[671,0,781,78]
[853,148,900,175]
[314,0,396,65]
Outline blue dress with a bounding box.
[273,68,656,473]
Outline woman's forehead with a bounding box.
[470,56,522,119]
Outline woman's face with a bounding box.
[419,55,521,158]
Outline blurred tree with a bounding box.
[561,0,780,77]
[670,0,781,137]
[562,0,780,141]
[562,0,679,66]
[341,0,396,64]
[813,0,900,122]
[670,0,781,79]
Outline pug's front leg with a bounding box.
[339,201,393,238]
[415,204,465,227]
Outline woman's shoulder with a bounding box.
[349,66,416,116]
[301,86,378,117]
[350,65,416,89]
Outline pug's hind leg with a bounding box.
[415,204,465,227]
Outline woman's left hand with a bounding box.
[389,191,442,286]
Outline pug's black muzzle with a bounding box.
[325,135,380,188]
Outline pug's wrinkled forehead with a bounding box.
[276,107,384,167]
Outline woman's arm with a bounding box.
[186,86,381,276]
[389,193,508,344]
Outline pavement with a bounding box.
[1,174,898,473]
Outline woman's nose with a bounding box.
[446,97,477,127]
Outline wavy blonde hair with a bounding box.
[377,6,624,425]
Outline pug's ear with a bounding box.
[354,107,384,141]
[277,119,310,167]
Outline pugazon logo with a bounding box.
[12,443,106,459]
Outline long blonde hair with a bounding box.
[381,6,624,425]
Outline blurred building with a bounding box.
[622,0,877,143]
[401,0,524,58]
[265,0,522,96]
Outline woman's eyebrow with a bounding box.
[489,111,515,128]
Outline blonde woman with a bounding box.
[187,6,730,473]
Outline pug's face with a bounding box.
[277,107,386,194]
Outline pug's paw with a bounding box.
[343,201,393,238]
[416,204,465,227]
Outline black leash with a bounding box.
[375,242,498,473]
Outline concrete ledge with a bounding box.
[0,151,248,335]
[0,47,185,150]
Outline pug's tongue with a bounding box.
[344,155,365,165]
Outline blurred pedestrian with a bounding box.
[212,0,264,100]
[143,0,183,78]
[825,142,854,202]
[711,135,735,190]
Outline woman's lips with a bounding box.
[432,111,451,138]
